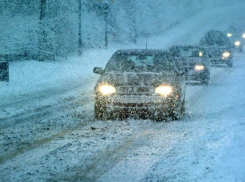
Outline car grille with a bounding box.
[117,86,154,95]
[113,102,161,109]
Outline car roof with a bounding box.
[201,45,231,49]
[114,49,169,55]
[170,45,200,49]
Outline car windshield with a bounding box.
[199,30,232,46]
[209,48,227,56]
[105,52,175,72]
[227,26,245,37]
[179,48,203,58]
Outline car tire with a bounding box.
[181,99,185,117]
[169,99,182,121]
[201,80,209,85]
[240,46,243,52]
[94,102,103,120]
[94,102,111,120]
[227,61,232,67]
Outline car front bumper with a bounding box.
[96,94,176,112]
[210,57,232,65]
[234,45,243,51]
[186,70,210,83]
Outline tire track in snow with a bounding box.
[0,94,95,164]
[55,121,168,182]
[0,110,91,164]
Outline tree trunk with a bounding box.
[38,0,47,61]
[40,0,46,20]
[78,0,82,56]
[104,3,109,49]
[105,11,108,49]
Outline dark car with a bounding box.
[0,54,9,82]
[199,30,233,47]
[203,46,233,67]
[93,49,186,121]
[169,45,210,85]
[226,25,245,52]
[199,30,234,67]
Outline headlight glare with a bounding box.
[194,65,205,71]
[227,33,232,37]
[243,33,245,39]
[234,41,241,46]
[222,52,230,58]
[98,84,116,96]
[199,52,203,57]
[155,85,172,96]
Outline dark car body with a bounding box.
[203,46,233,67]
[226,25,245,52]
[93,49,186,121]
[199,30,233,47]
[169,45,210,85]
[0,55,9,82]
[199,30,234,67]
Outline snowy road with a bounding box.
[1,4,245,182]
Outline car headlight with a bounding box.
[194,65,205,71]
[234,41,241,46]
[227,33,232,37]
[155,85,173,97]
[222,52,230,58]
[98,84,116,96]
[243,33,245,39]
[199,52,203,57]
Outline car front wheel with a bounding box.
[181,99,185,116]
[169,99,185,120]
[227,61,232,67]
[94,101,111,120]
[201,80,209,85]
[239,45,243,52]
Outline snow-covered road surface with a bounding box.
[1,3,245,182]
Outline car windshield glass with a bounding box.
[227,26,245,37]
[210,48,226,56]
[179,48,203,57]
[105,53,175,72]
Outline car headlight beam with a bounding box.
[194,65,205,71]
[199,52,203,57]
[98,84,116,96]
[155,85,173,97]
[222,51,230,58]
[227,33,232,37]
[243,33,245,39]
[234,41,241,46]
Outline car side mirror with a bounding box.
[178,71,185,76]
[175,69,185,76]
[93,67,104,75]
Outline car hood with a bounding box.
[203,46,233,56]
[179,57,206,67]
[96,72,177,87]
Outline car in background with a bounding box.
[0,54,9,82]
[169,45,210,85]
[200,30,234,67]
[203,46,233,67]
[93,49,186,121]
[226,25,245,52]
[199,30,233,48]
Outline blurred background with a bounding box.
[0,0,241,59]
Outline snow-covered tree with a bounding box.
[0,0,242,60]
